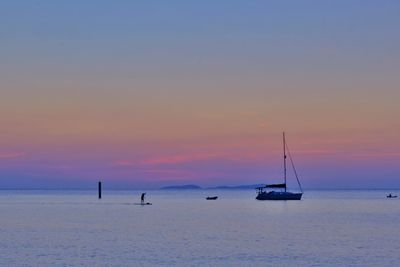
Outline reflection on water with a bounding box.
[1,190,399,267]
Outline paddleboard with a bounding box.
[134,203,153,205]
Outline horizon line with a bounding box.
[1,187,400,191]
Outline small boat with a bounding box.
[256,132,303,201]
[387,194,398,198]
[206,196,218,200]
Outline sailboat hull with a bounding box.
[256,191,302,200]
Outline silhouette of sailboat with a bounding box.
[256,132,303,200]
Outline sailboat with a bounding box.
[256,132,303,200]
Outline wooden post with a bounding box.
[98,181,102,199]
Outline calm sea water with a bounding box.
[1,190,399,267]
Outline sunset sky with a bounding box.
[1,1,400,189]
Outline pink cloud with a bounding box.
[143,169,183,174]
[113,148,335,170]
[0,152,27,159]
[143,169,197,178]
[110,146,346,179]
[346,151,400,159]
[258,122,268,129]
[292,149,338,155]
[139,153,224,165]
[112,153,234,168]
[113,160,136,167]
[138,151,273,166]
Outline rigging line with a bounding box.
[285,142,303,193]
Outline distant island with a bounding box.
[160,184,264,190]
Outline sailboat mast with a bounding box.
[283,132,287,192]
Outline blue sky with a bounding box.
[1,1,400,189]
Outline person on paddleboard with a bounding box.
[141,193,146,204]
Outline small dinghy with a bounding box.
[387,194,397,198]
[206,196,218,200]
